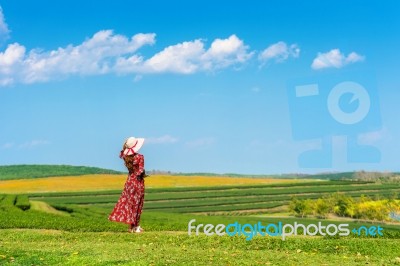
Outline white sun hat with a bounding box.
[122,137,145,157]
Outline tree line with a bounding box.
[289,192,400,222]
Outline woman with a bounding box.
[108,136,146,233]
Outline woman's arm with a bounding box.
[132,154,145,177]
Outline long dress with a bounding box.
[108,153,145,226]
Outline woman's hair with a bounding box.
[123,155,137,173]
[121,140,137,173]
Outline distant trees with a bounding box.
[289,198,313,218]
[289,193,400,222]
[352,171,399,182]
[315,198,333,217]
[333,193,355,217]
[148,169,172,175]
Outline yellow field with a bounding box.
[0,174,307,193]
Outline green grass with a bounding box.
[309,172,356,180]
[0,194,16,208]
[1,229,400,266]
[143,180,372,192]
[24,180,372,198]
[30,200,71,216]
[172,171,357,180]
[0,164,124,180]
[1,199,399,234]
[1,174,400,265]
[149,202,286,213]
[0,164,391,182]
[1,197,399,234]
[88,190,400,212]
[29,182,392,200]
[15,194,30,210]
[0,205,125,232]
[30,189,399,208]
[142,184,399,201]
[66,189,400,214]
[27,181,400,214]
[0,187,399,265]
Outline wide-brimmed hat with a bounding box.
[122,137,145,157]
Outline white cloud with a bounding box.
[140,39,205,74]
[0,7,291,86]
[0,5,297,86]
[0,43,26,80]
[258,41,300,63]
[22,30,155,83]
[0,30,155,84]
[345,52,365,64]
[116,34,253,74]
[311,49,365,70]
[0,7,10,42]
[18,140,50,149]
[202,35,254,70]
[146,135,178,144]
[0,32,253,85]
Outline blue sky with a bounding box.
[0,0,399,174]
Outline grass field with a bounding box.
[0,165,123,180]
[0,174,306,193]
[23,181,399,214]
[1,229,400,266]
[0,165,399,265]
[1,201,400,265]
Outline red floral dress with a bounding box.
[108,153,145,226]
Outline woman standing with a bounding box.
[108,137,146,233]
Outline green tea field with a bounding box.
[0,166,399,265]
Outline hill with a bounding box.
[172,172,355,180]
[0,165,124,180]
[174,171,399,181]
[1,165,398,182]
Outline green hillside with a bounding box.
[174,171,400,181]
[1,182,400,265]
[0,177,399,265]
[0,165,124,180]
[1,164,398,182]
